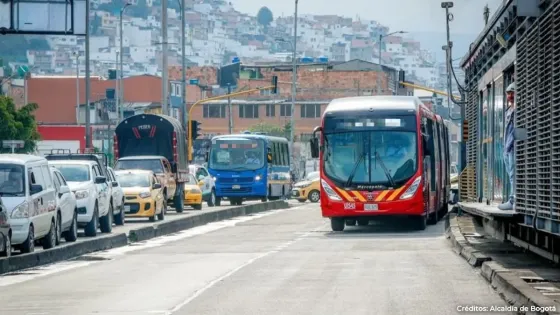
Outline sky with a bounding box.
[232,0,504,34]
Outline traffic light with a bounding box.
[271,75,278,94]
[190,120,202,140]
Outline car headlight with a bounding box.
[212,176,217,181]
[74,190,89,200]
[255,175,261,181]
[139,192,151,198]
[11,202,29,218]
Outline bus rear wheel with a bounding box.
[331,218,345,232]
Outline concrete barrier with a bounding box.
[0,200,290,275]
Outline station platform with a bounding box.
[457,202,518,219]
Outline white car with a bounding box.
[49,160,112,237]
[189,164,216,207]
[0,154,57,253]
[49,166,78,244]
[107,167,125,225]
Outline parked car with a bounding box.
[189,164,216,207]
[49,166,78,244]
[0,154,57,253]
[107,167,125,225]
[48,159,112,237]
[291,171,321,203]
[184,173,203,210]
[0,196,11,257]
[115,169,165,221]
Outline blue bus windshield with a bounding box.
[208,138,265,171]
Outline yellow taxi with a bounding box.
[291,171,321,203]
[115,169,166,221]
[184,173,203,210]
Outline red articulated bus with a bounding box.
[309,96,450,231]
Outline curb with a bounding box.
[445,213,491,266]
[0,200,289,275]
[446,214,560,315]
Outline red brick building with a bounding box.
[170,59,404,139]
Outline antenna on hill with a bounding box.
[483,4,490,25]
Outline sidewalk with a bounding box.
[446,212,560,314]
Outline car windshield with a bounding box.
[52,164,90,182]
[322,114,418,189]
[208,138,265,171]
[186,174,198,184]
[116,173,151,188]
[0,164,25,196]
[116,159,164,174]
[306,172,319,181]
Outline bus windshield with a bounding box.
[208,138,265,171]
[322,115,418,190]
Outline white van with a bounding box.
[0,154,57,253]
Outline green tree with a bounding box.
[0,96,41,153]
[248,122,291,138]
[257,7,273,27]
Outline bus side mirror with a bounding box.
[310,138,319,158]
[267,153,273,163]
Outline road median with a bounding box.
[0,200,290,275]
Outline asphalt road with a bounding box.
[12,200,265,256]
[0,202,511,315]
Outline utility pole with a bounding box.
[181,0,187,130]
[162,0,169,116]
[75,53,80,126]
[85,0,91,148]
[119,3,130,121]
[115,50,119,121]
[227,83,233,133]
[377,34,382,95]
[290,0,298,160]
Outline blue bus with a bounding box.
[206,134,291,206]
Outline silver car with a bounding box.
[0,196,11,257]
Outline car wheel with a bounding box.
[64,211,78,242]
[1,233,11,257]
[42,220,56,249]
[21,225,34,253]
[55,212,62,245]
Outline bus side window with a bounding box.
[272,142,279,166]
[279,142,285,166]
[283,143,290,166]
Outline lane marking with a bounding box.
[0,206,306,287]
[165,223,326,315]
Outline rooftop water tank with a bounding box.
[300,57,314,63]
[316,56,329,63]
[231,56,240,63]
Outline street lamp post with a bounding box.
[119,2,131,121]
[115,50,119,122]
[377,30,407,95]
[74,52,80,126]
[290,0,299,164]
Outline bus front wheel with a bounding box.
[331,218,345,232]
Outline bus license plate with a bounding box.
[124,205,131,212]
[364,204,378,211]
[232,185,241,189]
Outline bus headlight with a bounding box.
[321,179,342,201]
[255,175,261,181]
[400,176,422,200]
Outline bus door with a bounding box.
[424,117,437,216]
[435,120,445,209]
